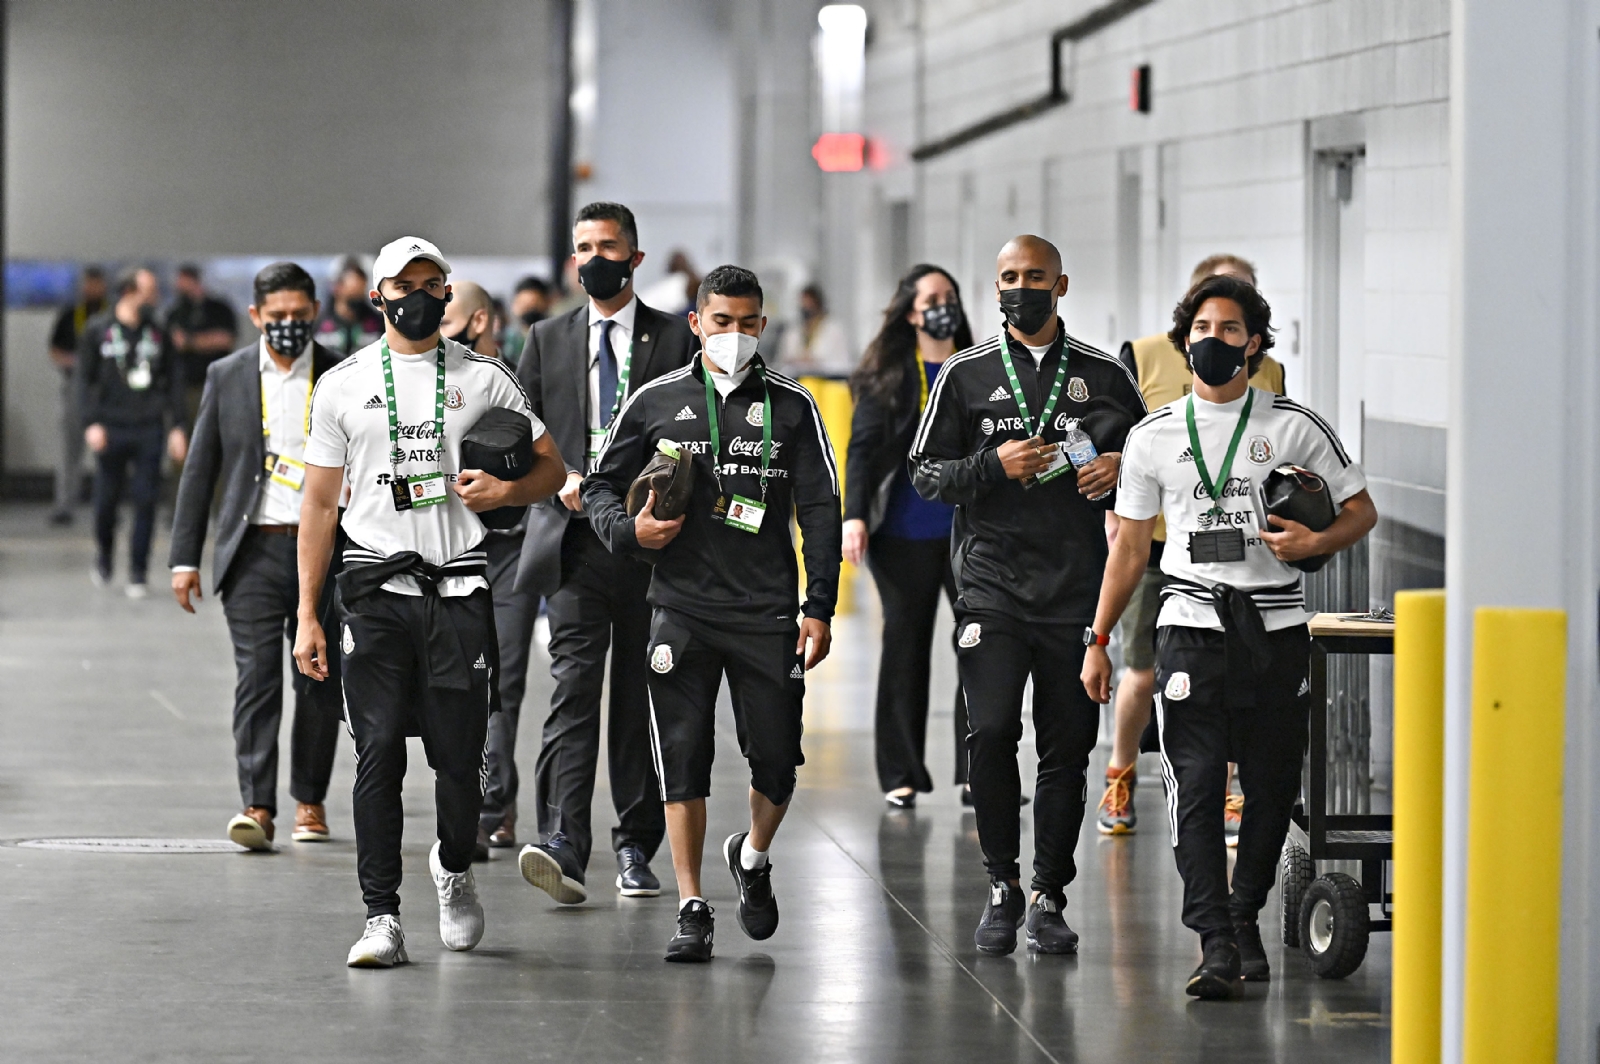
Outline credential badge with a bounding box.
[650,644,674,674]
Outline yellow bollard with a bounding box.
[1392,589,1446,1064]
[1462,607,1566,1064]
[796,376,856,615]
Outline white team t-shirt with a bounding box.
[1115,387,1367,631]
[305,338,542,597]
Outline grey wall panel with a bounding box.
[6,0,555,259]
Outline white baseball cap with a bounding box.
[371,236,452,287]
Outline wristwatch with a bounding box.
[1082,627,1110,647]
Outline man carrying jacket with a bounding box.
[583,264,841,963]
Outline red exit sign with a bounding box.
[812,132,866,172]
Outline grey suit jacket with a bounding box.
[513,299,697,595]
[168,341,343,592]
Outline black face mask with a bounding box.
[448,325,477,348]
[919,301,963,341]
[379,289,450,342]
[263,318,316,358]
[1187,335,1249,387]
[577,254,632,300]
[997,286,1055,336]
[518,308,545,328]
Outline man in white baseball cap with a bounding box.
[293,235,567,967]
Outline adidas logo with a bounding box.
[790,664,804,679]
[988,386,1009,402]
[1176,446,1194,464]
[363,395,384,410]
[473,653,487,670]
[674,405,697,421]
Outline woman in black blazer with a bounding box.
[845,264,974,809]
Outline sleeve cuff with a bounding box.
[170,565,199,573]
[801,601,834,624]
[980,447,1005,482]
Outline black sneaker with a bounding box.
[518,832,588,904]
[616,844,661,897]
[1234,919,1270,982]
[723,832,779,940]
[1024,890,1079,954]
[665,900,714,962]
[974,878,1026,955]
[1186,933,1242,999]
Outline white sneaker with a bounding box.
[429,841,485,951]
[347,915,408,968]
[124,582,149,600]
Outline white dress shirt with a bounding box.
[587,296,638,434]
[253,337,314,526]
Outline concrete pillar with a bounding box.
[1444,1,1600,1060]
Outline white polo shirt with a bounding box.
[253,337,314,527]
[1115,387,1367,631]
[305,337,543,597]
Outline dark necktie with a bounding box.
[597,320,618,427]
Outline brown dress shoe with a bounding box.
[227,806,275,851]
[488,815,516,849]
[292,803,330,842]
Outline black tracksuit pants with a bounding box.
[219,529,342,815]
[956,616,1100,891]
[339,587,496,918]
[482,530,539,833]
[535,520,664,870]
[92,423,164,581]
[865,535,970,792]
[1154,624,1311,939]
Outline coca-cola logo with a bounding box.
[1192,476,1253,501]
[728,437,780,459]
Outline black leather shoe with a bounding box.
[488,815,516,849]
[723,832,779,940]
[1234,919,1270,982]
[616,844,661,897]
[1186,933,1242,999]
[1024,890,1080,954]
[885,791,916,809]
[665,900,714,962]
[974,878,1026,955]
[518,833,588,904]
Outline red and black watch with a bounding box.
[1082,627,1110,648]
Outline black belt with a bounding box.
[1163,578,1298,708]
[335,545,487,691]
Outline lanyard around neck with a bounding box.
[597,319,632,422]
[703,364,773,500]
[914,348,930,413]
[997,332,1068,436]
[380,339,446,471]
[261,356,316,440]
[1185,389,1255,515]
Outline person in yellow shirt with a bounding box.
[1097,254,1286,838]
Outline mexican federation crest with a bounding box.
[650,644,675,673]
[958,622,982,648]
[1067,376,1089,402]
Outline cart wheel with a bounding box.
[1299,873,1370,979]
[1280,840,1314,948]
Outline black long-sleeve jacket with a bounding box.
[843,357,924,532]
[583,356,842,633]
[908,325,1146,624]
[75,310,186,431]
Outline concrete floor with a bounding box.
[0,502,1390,1063]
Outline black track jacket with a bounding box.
[909,324,1145,624]
[584,356,842,633]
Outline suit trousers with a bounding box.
[865,535,969,792]
[92,423,164,581]
[481,530,540,832]
[340,588,495,918]
[1154,624,1311,939]
[535,518,664,869]
[957,617,1100,892]
[219,529,343,814]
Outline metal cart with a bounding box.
[1280,612,1395,979]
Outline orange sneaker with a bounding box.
[227,806,275,851]
[1096,763,1138,835]
[293,803,330,842]
[1224,793,1244,848]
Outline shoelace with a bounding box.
[677,903,714,933]
[366,915,402,939]
[438,872,471,903]
[619,845,645,869]
[1100,771,1134,816]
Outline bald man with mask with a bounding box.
[910,235,1145,957]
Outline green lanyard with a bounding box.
[703,365,773,500]
[1185,389,1255,517]
[380,339,446,471]
[997,332,1069,436]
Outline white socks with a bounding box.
[740,836,769,870]
[680,895,707,912]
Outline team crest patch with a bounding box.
[1164,671,1191,701]
[341,625,355,655]
[650,644,674,674]
[746,403,764,427]
[958,622,982,648]
[1067,377,1089,402]
[979,417,996,437]
[1247,435,1273,464]
[444,384,465,410]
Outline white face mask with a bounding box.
[702,330,759,374]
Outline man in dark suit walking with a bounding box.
[514,202,696,902]
[169,262,344,851]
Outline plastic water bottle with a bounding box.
[1064,423,1110,500]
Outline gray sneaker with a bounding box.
[347,915,409,968]
[430,841,484,950]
